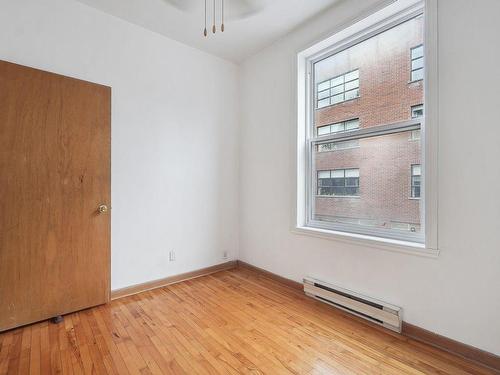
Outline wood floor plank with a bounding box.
[0,268,497,375]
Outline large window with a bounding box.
[317,70,360,109]
[317,169,360,196]
[301,4,426,244]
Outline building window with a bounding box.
[411,45,424,82]
[409,105,423,141]
[409,129,421,141]
[411,104,424,118]
[317,70,360,109]
[317,169,359,196]
[411,165,421,198]
[317,139,359,152]
[317,119,359,136]
[301,4,426,244]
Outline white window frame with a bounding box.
[294,0,438,256]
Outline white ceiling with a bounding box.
[76,0,340,62]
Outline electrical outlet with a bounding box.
[169,251,176,261]
[222,251,229,259]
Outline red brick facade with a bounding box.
[313,15,423,232]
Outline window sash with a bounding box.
[313,118,421,144]
[303,6,426,245]
[306,119,423,243]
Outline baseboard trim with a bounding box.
[236,260,500,373]
[237,260,303,291]
[402,322,500,372]
[111,260,237,300]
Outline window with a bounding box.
[317,70,360,108]
[411,104,424,118]
[317,169,359,196]
[317,119,359,136]
[411,164,421,198]
[409,105,423,140]
[299,3,427,245]
[411,45,424,82]
[409,130,421,141]
[317,139,359,152]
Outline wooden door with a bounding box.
[0,60,111,332]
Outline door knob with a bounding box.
[98,204,108,214]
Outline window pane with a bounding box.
[412,165,421,175]
[330,76,344,87]
[344,70,359,82]
[318,170,331,179]
[345,119,360,130]
[345,89,359,100]
[318,98,330,108]
[411,68,424,81]
[330,123,345,133]
[411,45,424,59]
[345,169,359,178]
[412,57,424,70]
[330,84,345,95]
[317,81,330,91]
[317,125,331,135]
[411,104,424,118]
[331,170,345,178]
[331,93,344,104]
[317,139,359,152]
[410,129,421,140]
[318,89,330,100]
[345,79,359,91]
[313,130,422,233]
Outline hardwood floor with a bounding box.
[0,267,495,374]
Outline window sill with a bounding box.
[292,225,439,258]
[408,79,423,84]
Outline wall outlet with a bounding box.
[222,251,229,259]
[169,251,176,262]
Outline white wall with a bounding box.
[2,0,499,357]
[239,0,500,355]
[0,0,239,290]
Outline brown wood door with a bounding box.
[0,60,111,332]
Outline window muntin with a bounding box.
[316,70,360,109]
[411,45,424,81]
[317,169,359,196]
[411,164,421,198]
[306,12,425,244]
[317,119,359,136]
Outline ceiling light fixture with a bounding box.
[204,0,225,37]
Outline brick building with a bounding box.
[313,15,423,233]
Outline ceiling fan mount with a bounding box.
[162,0,265,21]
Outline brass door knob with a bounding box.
[98,204,108,214]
